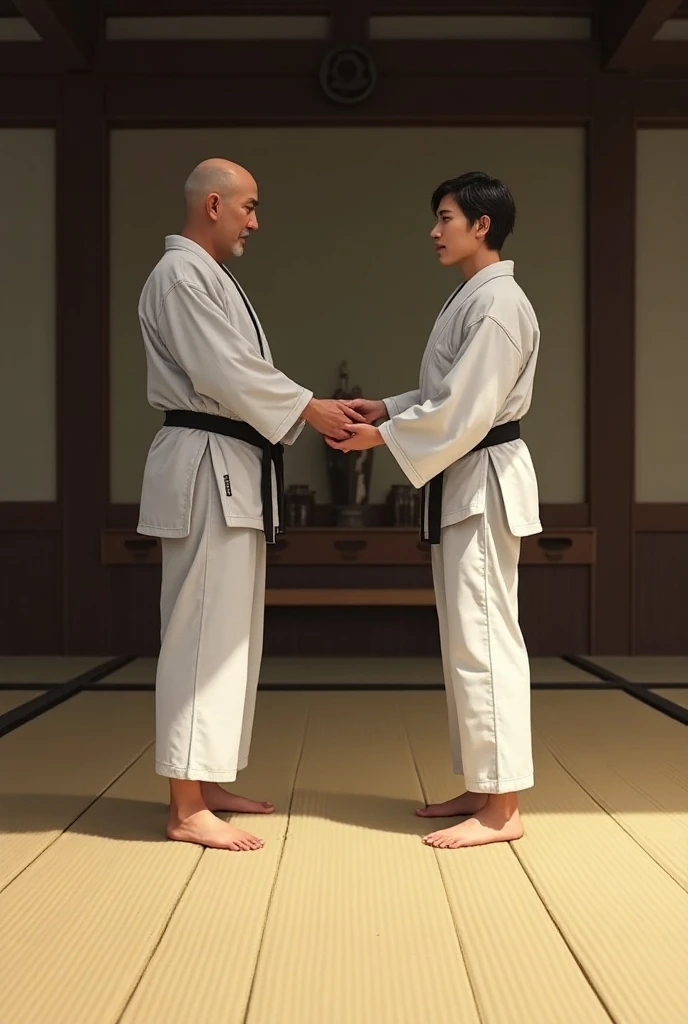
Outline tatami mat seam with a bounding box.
[402,706,619,1022]
[114,851,208,1023]
[113,706,317,1024]
[397,700,486,1024]
[533,728,688,895]
[240,698,314,1024]
[507,741,622,1022]
[502,831,615,1022]
[0,739,156,897]
[508,841,619,1021]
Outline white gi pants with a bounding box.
[431,467,534,794]
[155,450,266,782]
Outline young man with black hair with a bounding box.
[327,171,541,849]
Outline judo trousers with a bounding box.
[431,468,534,794]
[155,449,266,782]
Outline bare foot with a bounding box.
[200,782,274,815]
[422,802,524,850]
[167,809,264,851]
[416,792,487,818]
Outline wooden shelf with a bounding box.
[101,526,595,567]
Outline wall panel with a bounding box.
[0,128,56,502]
[635,129,688,503]
[634,128,688,655]
[109,125,586,509]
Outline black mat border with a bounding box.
[3,680,682,693]
[563,655,688,727]
[0,656,135,739]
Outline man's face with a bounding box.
[430,196,488,267]
[211,171,259,260]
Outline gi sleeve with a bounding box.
[383,390,421,418]
[378,316,522,489]
[158,279,312,445]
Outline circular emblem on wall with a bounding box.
[319,46,377,105]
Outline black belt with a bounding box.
[164,410,284,544]
[420,420,521,545]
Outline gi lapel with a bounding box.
[418,282,466,392]
[219,264,267,360]
[418,262,515,392]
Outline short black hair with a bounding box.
[431,171,516,251]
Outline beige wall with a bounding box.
[636,129,688,502]
[0,129,56,502]
[109,126,586,506]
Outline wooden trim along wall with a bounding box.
[58,78,111,654]
[587,76,636,653]
[1,41,688,655]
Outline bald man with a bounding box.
[137,159,361,851]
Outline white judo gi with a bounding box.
[137,235,312,781]
[379,260,541,793]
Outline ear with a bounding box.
[206,192,221,222]
[475,214,491,240]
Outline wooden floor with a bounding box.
[0,657,687,1024]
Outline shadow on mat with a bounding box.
[3,784,685,845]
[0,793,436,842]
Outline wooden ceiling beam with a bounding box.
[100,0,597,15]
[601,0,684,70]
[10,0,100,68]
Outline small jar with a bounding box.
[285,484,315,527]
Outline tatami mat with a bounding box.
[0,692,154,892]
[100,655,601,687]
[515,736,688,1024]
[0,655,110,683]
[0,693,308,1024]
[1,687,686,1023]
[514,735,688,1024]
[532,691,688,891]
[529,657,600,683]
[584,655,688,683]
[97,656,158,684]
[399,692,611,1024]
[0,690,44,715]
[119,695,309,1024]
[245,692,480,1024]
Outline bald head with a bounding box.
[181,158,259,262]
[183,158,255,211]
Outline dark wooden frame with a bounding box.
[1,21,688,654]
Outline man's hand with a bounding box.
[325,423,386,452]
[343,398,388,424]
[301,398,366,441]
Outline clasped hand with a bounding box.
[325,397,388,453]
[302,396,387,451]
